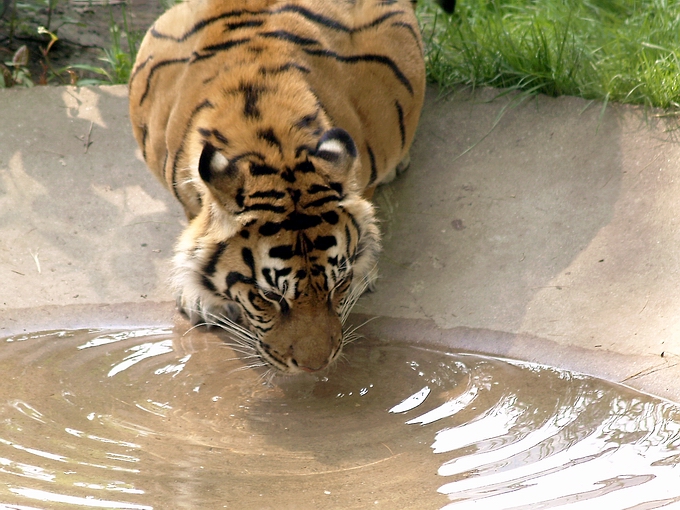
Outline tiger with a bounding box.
[128,0,428,374]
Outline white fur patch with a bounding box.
[210,151,229,172]
[317,138,345,157]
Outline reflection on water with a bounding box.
[1,327,680,509]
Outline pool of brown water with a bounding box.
[1,326,679,509]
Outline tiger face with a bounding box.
[173,127,380,373]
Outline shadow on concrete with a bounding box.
[360,88,623,332]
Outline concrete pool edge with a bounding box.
[0,301,177,338]
[350,314,680,404]
[3,302,677,404]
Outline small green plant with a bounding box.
[70,5,140,85]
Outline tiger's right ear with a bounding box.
[313,128,357,175]
[198,142,244,209]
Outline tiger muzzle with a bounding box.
[263,303,343,373]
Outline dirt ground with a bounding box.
[0,0,165,85]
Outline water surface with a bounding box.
[1,327,679,509]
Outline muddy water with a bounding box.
[1,327,680,509]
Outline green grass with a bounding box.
[420,0,680,109]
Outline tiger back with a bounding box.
[128,0,425,373]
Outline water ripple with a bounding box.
[1,328,679,509]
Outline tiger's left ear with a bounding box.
[198,142,244,211]
[313,128,357,174]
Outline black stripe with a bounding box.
[262,268,275,287]
[314,235,337,251]
[395,100,406,149]
[345,224,353,257]
[294,144,316,158]
[189,51,217,64]
[228,150,266,165]
[213,129,229,145]
[140,124,148,162]
[302,48,413,95]
[248,290,268,312]
[243,203,287,213]
[242,247,255,276]
[224,19,264,31]
[366,144,378,186]
[281,212,323,231]
[259,62,311,76]
[257,128,282,152]
[129,55,151,86]
[275,267,293,281]
[204,241,228,276]
[196,127,228,144]
[295,110,319,130]
[391,21,422,51]
[321,211,339,225]
[346,210,362,239]
[240,82,267,119]
[139,57,190,105]
[202,37,251,54]
[226,271,255,289]
[235,187,245,208]
[269,245,295,260]
[271,5,406,34]
[307,184,331,194]
[250,190,285,199]
[304,195,340,209]
[259,222,282,236]
[357,11,403,31]
[287,187,301,204]
[248,315,272,332]
[272,4,351,32]
[250,163,278,176]
[150,9,263,42]
[294,161,316,173]
[149,5,408,43]
[202,275,218,294]
[329,181,344,196]
[261,30,320,46]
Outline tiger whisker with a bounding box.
[258,367,275,386]
[198,308,258,344]
[182,321,213,336]
[223,348,259,357]
[228,361,268,375]
[340,265,378,325]
[223,355,261,362]
[224,342,258,351]
[179,304,268,372]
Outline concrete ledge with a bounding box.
[2,84,680,402]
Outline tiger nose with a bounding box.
[297,362,326,373]
[291,347,333,372]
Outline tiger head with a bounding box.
[172,125,380,374]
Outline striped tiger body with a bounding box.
[129,0,425,373]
